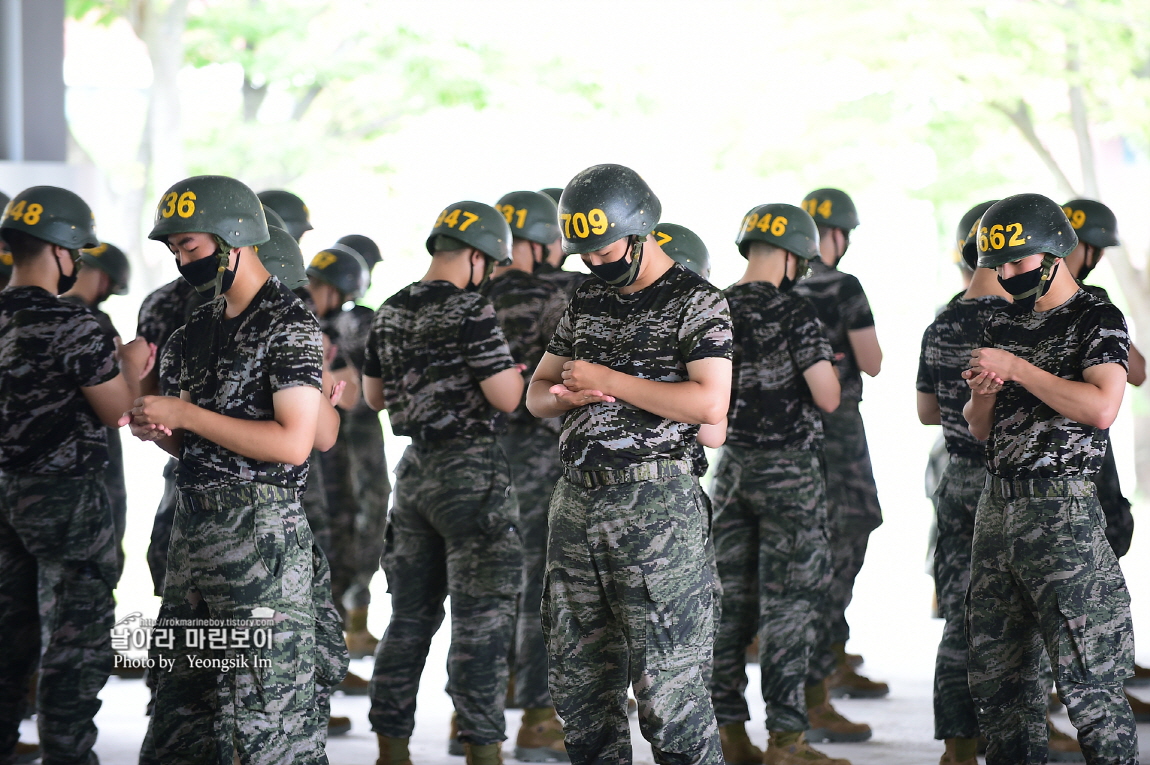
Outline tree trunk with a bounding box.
[243,76,268,122]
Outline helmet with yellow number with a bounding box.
[495,190,560,245]
[653,223,710,279]
[955,200,998,270]
[425,201,512,266]
[149,175,270,248]
[558,164,661,256]
[735,203,819,261]
[1,186,99,250]
[801,188,859,231]
[307,243,369,299]
[80,242,131,295]
[975,193,1077,269]
[1061,199,1119,249]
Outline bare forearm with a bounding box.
[315,401,340,452]
[604,371,727,425]
[1014,362,1121,428]
[182,407,312,465]
[527,379,575,419]
[964,394,995,442]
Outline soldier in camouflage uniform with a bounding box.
[126,175,347,765]
[481,190,570,761]
[916,202,1010,765]
[527,165,733,765]
[792,189,889,701]
[62,241,132,580]
[0,187,153,765]
[362,201,524,765]
[963,193,1138,765]
[309,236,392,665]
[710,204,850,765]
[535,187,593,301]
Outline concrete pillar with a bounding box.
[0,0,66,162]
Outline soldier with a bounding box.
[125,175,347,764]
[62,241,132,579]
[483,190,570,761]
[527,164,733,765]
[792,188,888,701]
[258,189,313,243]
[917,202,1011,765]
[963,193,1138,764]
[535,187,592,301]
[710,204,847,765]
[362,201,524,765]
[0,187,153,765]
[312,236,393,665]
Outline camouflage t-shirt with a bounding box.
[0,286,119,474]
[136,277,205,396]
[984,288,1128,478]
[172,277,324,491]
[482,268,567,428]
[538,266,594,303]
[321,303,375,416]
[362,280,516,443]
[792,260,875,403]
[547,264,734,469]
[724,281,834,451]
[916,295,1009,458]
[62,296,120,339]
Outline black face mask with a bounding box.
[55,250,79,294]
[466,253,494,292]
[999,258,1058,312]
[178,247,239,298]
[1077,247,1100,282]
[587,237,643,289]
[777,254,810,292]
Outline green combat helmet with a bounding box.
[337,234,382,271]
[80,242,131,295]
[150,175,270,298]
[558,164,660,257]
[539,188,563,206]
[653,222,710,279]
[425,201,512,266]
[307,243,369,299]
[801,188,860,231]
[976,193,1077,268]
[496,190,561,245]
[955,200,998,271]
[736,203,820,261]
[257,189,313,242]
[1061,199,1120,249]
[257,226,309,291]
[0,185,99,250]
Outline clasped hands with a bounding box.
[962,347,1022,396]
[549,360,618,408]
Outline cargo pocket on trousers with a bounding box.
[253,503,287,580]
[466,466,524,599]
[1054,590,1092,686]
[642,567,713,671]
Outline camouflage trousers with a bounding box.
[931,455,984,740]
[502,423,563,710]
[146,459,180,597]
[105,425,127,583]
[319,408,390,616]
[968,476,1137,765]
[709,447,831,733]
[146,484,345,765]
[815,401,881,679]
[0,473,117,765]
[369,438,521,745]
[543,465,723,765]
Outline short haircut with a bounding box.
[0,229,52,266]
